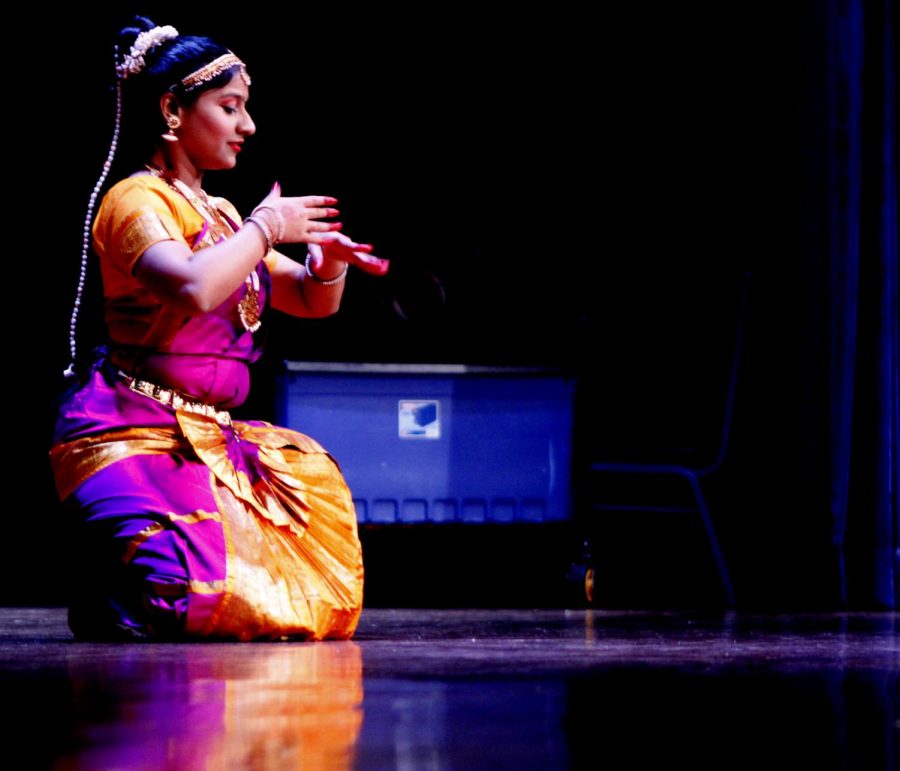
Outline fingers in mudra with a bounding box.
[309,220,343,232]
[297,195,338,208]
[354,251,390,275]
[319,235,389,275]
[306,207,340,220]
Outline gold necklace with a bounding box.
[238,270,262,332]
[146,166,262,333]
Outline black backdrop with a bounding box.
[12,5,845,607]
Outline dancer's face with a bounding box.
[175,71,255,171]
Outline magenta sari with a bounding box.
[51,175,363,640]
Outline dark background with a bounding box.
[14,5,844,608]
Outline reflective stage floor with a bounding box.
[1,608,896,769]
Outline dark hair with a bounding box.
[114,16,243,171]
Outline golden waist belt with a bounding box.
[119,371,233,427]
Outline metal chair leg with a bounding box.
[686,472,736,606]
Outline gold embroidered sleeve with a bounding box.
[116,206,185,270]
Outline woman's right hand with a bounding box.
[253,182,343,244]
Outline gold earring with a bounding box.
[162,115,181,143]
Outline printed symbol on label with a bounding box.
[398,400,440,439]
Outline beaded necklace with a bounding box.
[147,166,261,332]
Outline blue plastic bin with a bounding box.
[276,363,576,524]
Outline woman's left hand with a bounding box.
[309,232,390,279]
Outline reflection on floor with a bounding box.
[1,608,896,769]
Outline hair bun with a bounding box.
[117,16,156,51]
[116,19,180,80]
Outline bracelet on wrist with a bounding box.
[244,215,273,254]
[251,205,286,242]
[305,251,348,285]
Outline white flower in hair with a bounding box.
[117,25,179,79]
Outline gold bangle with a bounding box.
[244,216,273,253]
[250,205,285,242]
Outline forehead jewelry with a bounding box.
[181,53,251,92]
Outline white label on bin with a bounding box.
[398,400,440,439]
